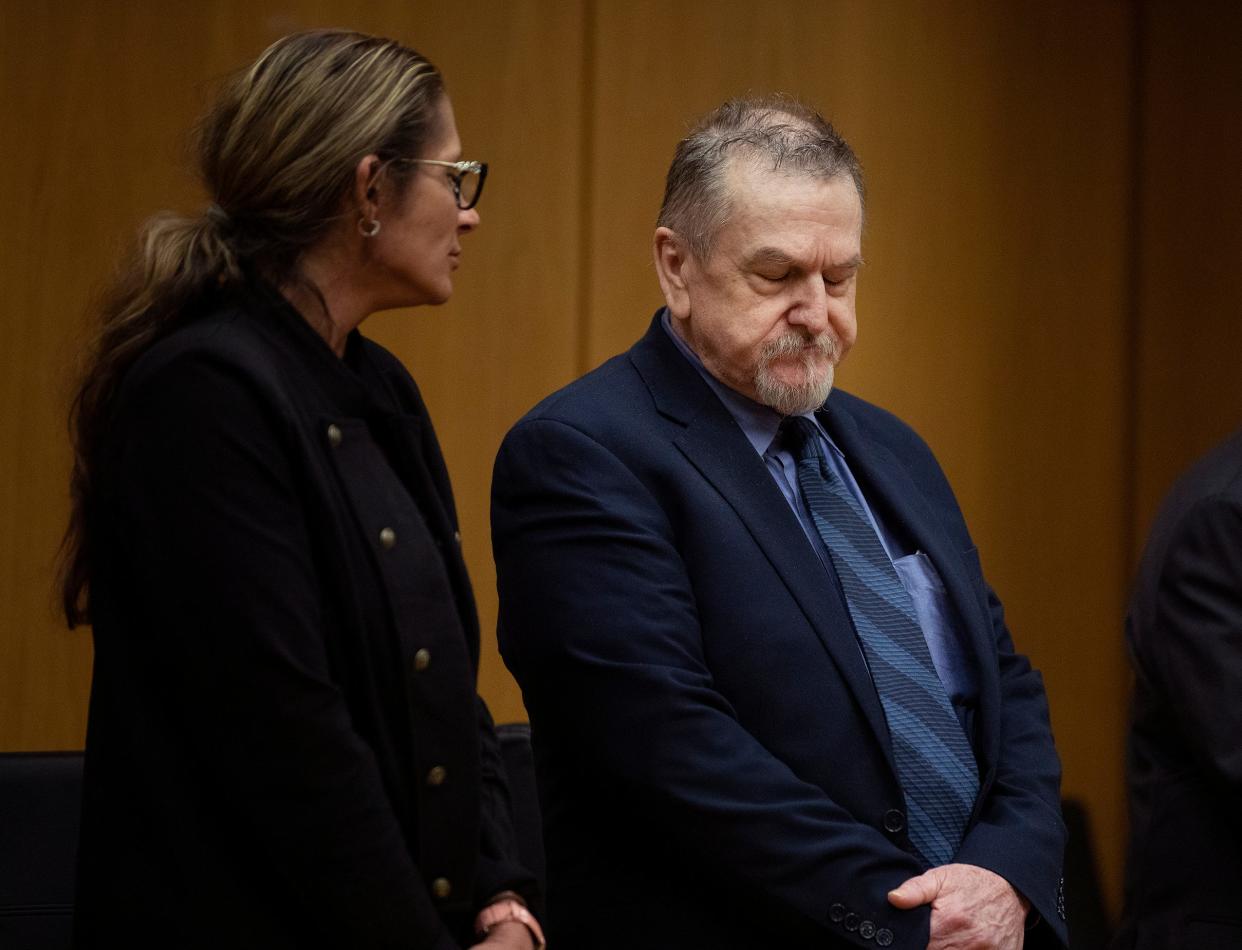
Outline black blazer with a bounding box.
[492,314,1066,949]
[1115,427,1242,949]
[74,282,534,949]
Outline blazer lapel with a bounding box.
[629,317,894,760]
[820,401,1003,771]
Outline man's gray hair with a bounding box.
[656,95,864,260]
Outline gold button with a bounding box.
[427,765,447,786]
[326,424,342,447]
[379,527,396,549]
[413,648,431,672]
[431,877,451,899]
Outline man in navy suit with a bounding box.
[492,97,1066,949]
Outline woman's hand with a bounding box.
[473,919,536,949]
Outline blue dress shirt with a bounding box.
[660,311,978,709]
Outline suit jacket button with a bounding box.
[413,648,431,672]
[859,920,876,939]
[379,527,397,549]
[844,912,860,932]
[876,927,894,946]
[828,903,846,923]
[883,808,906,833]
[326,423,342,447]
[426,765,447,786]
[431,877,452,899]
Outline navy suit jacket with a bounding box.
[493,315,1066,949]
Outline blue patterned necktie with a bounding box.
[783,416,979,867]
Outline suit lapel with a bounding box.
[629,317,894,760]
[821,402,1002,770]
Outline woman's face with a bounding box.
[369,95,480,308]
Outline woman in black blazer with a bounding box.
[60,30,541,950]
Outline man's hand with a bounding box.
[473,919,536,949]
[888,863,1028,949]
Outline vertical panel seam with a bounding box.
[575,0,597,376]
[1122,5,1145,576]
[1113,2,1147,925]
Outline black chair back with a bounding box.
[1062,797,1113,949]
[0,751,84,950]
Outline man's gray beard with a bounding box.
[754,333,838,416]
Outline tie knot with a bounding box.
[782,416,823,463]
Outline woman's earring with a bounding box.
[359,217,381,238]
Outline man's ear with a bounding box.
[653,226,694,320]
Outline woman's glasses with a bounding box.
[398,159,488,210]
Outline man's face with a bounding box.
[659,161,863,415]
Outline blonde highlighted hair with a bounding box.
[61,29,446,626]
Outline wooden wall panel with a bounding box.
[0,0,222,752]
[1133,1,1242,541]
[585,0,1133,912]
[0,0,585,747]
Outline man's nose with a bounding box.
[786,275,829,332]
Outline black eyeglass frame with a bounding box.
[395,159,489,210]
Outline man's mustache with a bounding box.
[760,332,838,363]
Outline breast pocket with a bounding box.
[892,551,977,702]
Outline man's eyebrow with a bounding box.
[744,246,796,268]
[744,248,866,270]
